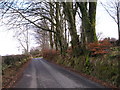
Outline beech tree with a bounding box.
[62,2,81,57]
[76,2,98,65]
[77,2,98,44]
[0,1,98,58]
[101,0,120,45]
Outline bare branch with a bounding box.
[4,2,56,33]
[100,1,118,24]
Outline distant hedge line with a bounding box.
[2,54,29,65]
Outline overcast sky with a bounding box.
[0,0,119,56]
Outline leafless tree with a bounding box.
[0,1,97,58]
[100,0,120,45]
[14,25,30,54]
[33,22,50,51]
[0,1,54,54]
[97,32,104,40]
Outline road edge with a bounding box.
[3,58,32,88]
[43,58,118,89]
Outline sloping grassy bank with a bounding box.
[2,54,31,88]
[43,47,120,88]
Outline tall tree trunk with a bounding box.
[64,20,68,50]
[54,33,58,51]
[49,2,54,49]
[89,2,98,43]
[49,32,53,49]
[117,3,120,45]
[63,2,81,57]
[77,2,97,66]
[26,28,29,54]
[77,2,98,43]
[55,2,65,55]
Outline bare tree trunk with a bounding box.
[117,2,120,45]
[89,2,98,43]
[49,32,53,49]
[55,2,62,54]
[77,2,97,66]
[54,33,58,51]
[55,2,66,55]
[77,2,98,43]
[26,28,29,54]
[49,2,54,49]
[63,2,81,57]
[64,20,68,50]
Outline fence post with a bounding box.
[0,55,2,89]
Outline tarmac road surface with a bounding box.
[14,58,105,88]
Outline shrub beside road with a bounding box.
[2,54,31,88]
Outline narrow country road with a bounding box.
[14,58,105,88]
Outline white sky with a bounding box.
[0,0,119,56]
[0,29,20,55]
[96,0,118,39]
